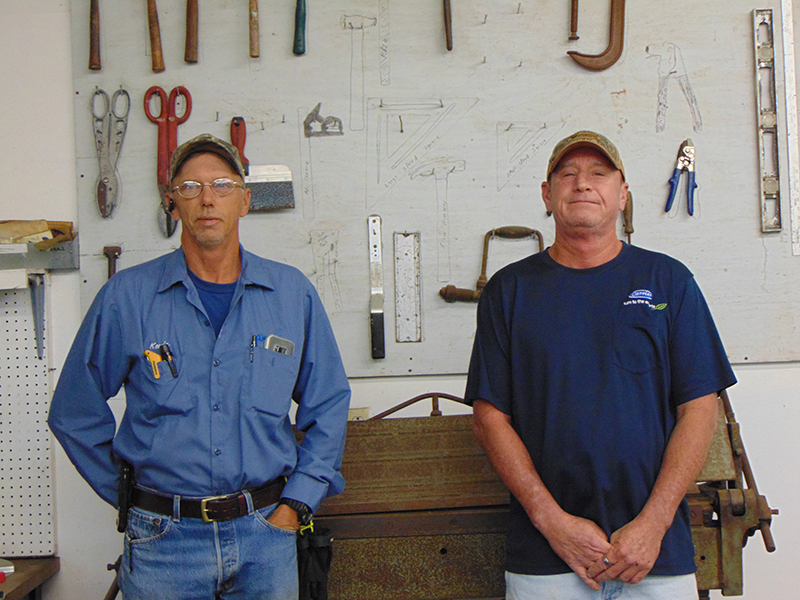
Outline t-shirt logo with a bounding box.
[624,289,667,310]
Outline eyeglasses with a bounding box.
[172,178,243,199]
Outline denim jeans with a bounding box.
[506,571,699,600]
[119,498,298,600]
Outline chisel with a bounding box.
[368,215,385,359]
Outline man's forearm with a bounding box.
[472,399,562,530]
[637,392,719,533]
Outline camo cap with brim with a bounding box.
[546,130,625,181]
[170,134,246,182]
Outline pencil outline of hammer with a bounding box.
[342,14,377,131]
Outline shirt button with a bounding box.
[213,359,220,367]
[204,321,211,327]
[212,404,220,411]
[214,448,221,456]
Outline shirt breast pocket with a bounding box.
[612,313,667,374]
[137,350,193,417]
[246,350,301,417]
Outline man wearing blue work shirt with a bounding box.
[49,134,351,600]
[466,131,736,600]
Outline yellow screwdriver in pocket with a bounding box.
[144,349,163,379]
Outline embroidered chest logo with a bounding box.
[623,289,667,310]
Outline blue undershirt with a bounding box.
[188,269,236,337]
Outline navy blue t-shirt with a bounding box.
[188,270,237,337]
[465,243,736,576]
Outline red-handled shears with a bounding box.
[144,86,192,237]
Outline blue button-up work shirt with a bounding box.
[48,248,351,512]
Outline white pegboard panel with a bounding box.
[0,285,55,557]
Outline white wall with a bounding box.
[0,2,795,599]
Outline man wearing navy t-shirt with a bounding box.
[465,131,736,599]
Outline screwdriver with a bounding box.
[144,350,163,379]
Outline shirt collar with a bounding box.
[156,246,276,293]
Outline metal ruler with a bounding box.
[393,232,422,343]
[754,9,782,233]
[781,0,800,253]
[368,215,385,359]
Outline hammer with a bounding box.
[342,14,377,131]
[411,158,466,282]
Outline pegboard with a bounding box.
[0,286,55,557]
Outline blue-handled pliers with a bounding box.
[665,139,697,215]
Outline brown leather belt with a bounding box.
[131,477,285,523]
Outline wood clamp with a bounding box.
[439,226,543,303]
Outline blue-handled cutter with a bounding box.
[665,139,697,215]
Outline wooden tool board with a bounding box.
[70,0,800,377]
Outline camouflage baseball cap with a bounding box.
[546,130,625,180]
[170,134,246,182]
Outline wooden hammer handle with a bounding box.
[147,0,165,72]
[89,0,101,70]
[249,0,260,57]
[185,0,198,63]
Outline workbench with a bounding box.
[0,557,60,600]
[314,392,775,599]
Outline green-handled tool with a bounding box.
[293,0,306,55]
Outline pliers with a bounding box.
[665,139,698,215]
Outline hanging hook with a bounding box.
[567,0,625,71]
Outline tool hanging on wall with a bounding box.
[622,191,633,243]
[753,9,782,233]
[443,0,453,51]
[567,0,624,71]
[393,232,422,343]
[103,245,122,279]
[440,226,543,303]
[294,0,307,55]
[665,139,697,216]
[569,0,579,41]
[89,0,101,70]
[144,86,192,237]
[368,215,386,359]
[230,117,295,211]
[92,87,130,218]
[249,0,260,57]
[147,0,165,72]
[185,0,198,63]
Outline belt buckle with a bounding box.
[200,494,230,523]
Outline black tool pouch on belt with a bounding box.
[297,524,334,600]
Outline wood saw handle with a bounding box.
[249,0,260,58]
[89,0,101,70]
[185,0,198,63]
[293,0,306,55]
[147,0,165,72]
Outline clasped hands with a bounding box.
[544,513,663,591]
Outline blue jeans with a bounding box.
[506,572,698,600]
[119,499,298,600]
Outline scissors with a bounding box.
[92,87,130,218]
[665,138,698,216]
[144,86,192,237]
